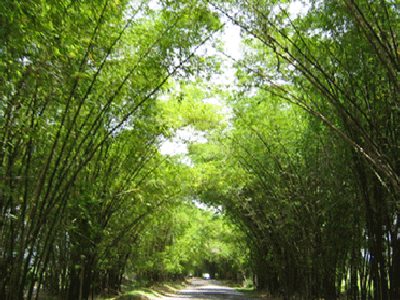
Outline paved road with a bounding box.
[163,278,258,300]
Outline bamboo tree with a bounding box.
[198,0,397,298]
[1,0,223,298]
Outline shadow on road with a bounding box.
[175,279,258,300]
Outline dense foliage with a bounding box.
[192,0,398,299]
[1,0,223,299]
[2,1,397,300]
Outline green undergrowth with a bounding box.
[221,280,267,299]
[234,287,269,299]
[230,283,280,300]
[234,288,290,300]
[96,281,187,300]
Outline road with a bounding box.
[162,278,259,300]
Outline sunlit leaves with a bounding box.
[192,0,397,298]
[2,0,228,298]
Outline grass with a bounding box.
[234,287,275,299]
[95,280,187,300]
[221,281,276,300]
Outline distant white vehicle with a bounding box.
[203,273,211,280]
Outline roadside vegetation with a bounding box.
[93,279,187,300]
[2,0,397,300]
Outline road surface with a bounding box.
[162,278,259,300]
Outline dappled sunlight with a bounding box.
[2,0,396,300]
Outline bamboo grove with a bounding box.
[1,0,398,300]
[193,0,398,299]
[2,0,223,299]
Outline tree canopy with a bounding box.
[1,1,398,300]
